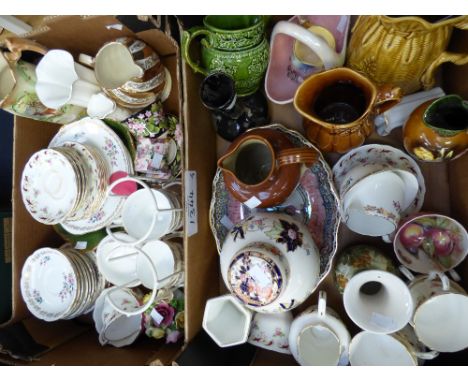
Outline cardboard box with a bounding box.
[1,15,467,366]
[178,19,468,366]
[0,15,206,365]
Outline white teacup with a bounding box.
[248,312,293,354]
[405,271,468,353]
[289,291,350,366]
[203,294,253,348]
[343,269,414,334]
[106,176,183,246]
[349,326,439,366]
[343,170,406,236]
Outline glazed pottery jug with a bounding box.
[185,15,265,51]
[347,16,468,95]
[182,16,269,96]
[294,67,402,153]
[403,95,468,162]
[200,71,269,141]
[0,38,85,123]
[217,126,318,208]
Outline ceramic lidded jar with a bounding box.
[334,244,398,294]
[217,126,318,208]
[403,95,468,162]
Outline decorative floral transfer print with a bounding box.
[32,289,43,304]
[58,272,75,302]
[334,245,398,294]
[262,219,303,252]
[362,205,397,222]
[228,251,283,307]
[102,137,119,168]
[249,321,290,351]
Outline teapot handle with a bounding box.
[3,37,48,63]
[375,84,403,115]
[277,147,318,167]
[421,51,468,90]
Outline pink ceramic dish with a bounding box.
[265,15,350,105]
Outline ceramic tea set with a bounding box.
[14,34,188,348]
[191,15,468,366]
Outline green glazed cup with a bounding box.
[188,15,265,51]
[183,34,269,96]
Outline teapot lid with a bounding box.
[227,244,286,307]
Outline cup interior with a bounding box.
[205,15,263,31]
[343,270,413,333]
[297,324,340,365]
[200,72,236,110]
[95,42,142,89]
[204,297,250,347]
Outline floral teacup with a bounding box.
[248,312,293,354]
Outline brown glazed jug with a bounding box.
[294,67,401,153]
[347,16,468,95]
[217,125,318,208]
[403,95,468,162]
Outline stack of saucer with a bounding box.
[20,247,105,321]
[21,143,109,225]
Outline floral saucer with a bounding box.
[210,124,340,281]
[49,118,134,234]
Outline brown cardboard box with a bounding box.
[0,15,193,365]
[179,19,468,366]
[1,15,467,366]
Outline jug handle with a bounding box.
[421,51,468,90]
[182,28,209,76]
[375,84,403,115]
[3,37,48,63]
[277,147,318,167]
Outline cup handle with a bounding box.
[78,53,96,68]
[318,290,327,318]
[375,84,403,115]
[104,245,159,317]
[428,271,450,291]
[399,266,415,282]
[277,147,318,167]
[3,37,48,63]
[105,176,160,246]
[414,350,439,360]
[448,269,461,282]
[182,28,210,76]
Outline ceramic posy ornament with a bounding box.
[334,244,398,294]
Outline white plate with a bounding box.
[21,149,79,225]
[49,118,133,234]
[21,248,78,321]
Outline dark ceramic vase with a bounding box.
[200,72,269,141]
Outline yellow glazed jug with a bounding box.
[347,16,468,95]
